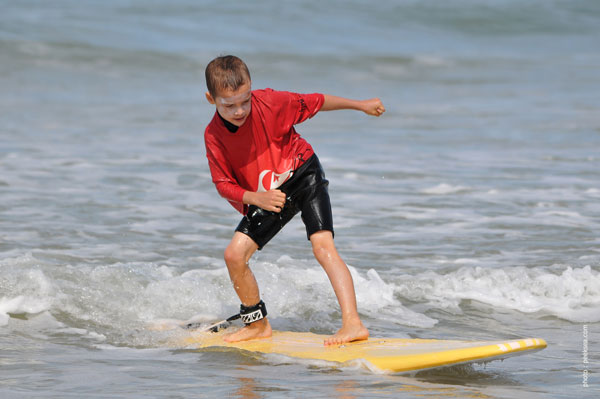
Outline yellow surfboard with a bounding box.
[180,330,547,373]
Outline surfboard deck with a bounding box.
[180,330,547,373]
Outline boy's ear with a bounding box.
[205,91,215,105]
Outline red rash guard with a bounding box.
[204,89,325,214]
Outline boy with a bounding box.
[204,55,385,346]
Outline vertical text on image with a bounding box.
[582,324,588,388]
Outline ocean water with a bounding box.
[1,0,599,397]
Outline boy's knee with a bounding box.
[312,245,328,262]
[224,244,245,267]
[310,233,336,260]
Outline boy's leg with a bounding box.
[222,231,272,342]
[309,230,369,346]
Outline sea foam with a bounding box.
[0,252,436,339]
[0,259,56,326]
[395,265,600,323]
[421,183,470,195]
[2,252,597,344]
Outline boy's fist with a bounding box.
[252,189,287,213]
[362,98,386,117]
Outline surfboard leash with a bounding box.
[182,300,267,332]
[183,313,241,333]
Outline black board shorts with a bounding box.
[236,154,334,250]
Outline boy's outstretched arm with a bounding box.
[321,95,385,117]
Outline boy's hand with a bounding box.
[321,95,385,116]
[244,190,286,213]
[360,98,386,117]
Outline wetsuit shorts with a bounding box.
[235,154,334,250]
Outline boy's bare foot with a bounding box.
[324,320,369,346]
[223,318,272,343]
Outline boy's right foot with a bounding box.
[223,318,272,343]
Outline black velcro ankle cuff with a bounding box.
[240,300,267,325]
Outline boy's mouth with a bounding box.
[232,115,247,124]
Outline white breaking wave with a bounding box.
[395,265,600,323]
[250,256,438,329]
[2,252,598,344]
[0,253,436,342]
[421,183,470,195]
[0,295,49,326]
[0,265,56,326]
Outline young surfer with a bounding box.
[203,55,385,346]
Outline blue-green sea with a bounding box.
[1,1,599,397]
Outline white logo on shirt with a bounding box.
[258,169,293,192]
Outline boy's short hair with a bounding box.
[205,55,251,98]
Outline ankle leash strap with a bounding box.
[240,300,267,325]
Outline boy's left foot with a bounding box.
[324,321,369,346]
[223,318,272,343]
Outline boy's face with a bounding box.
[206,82,252,127]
